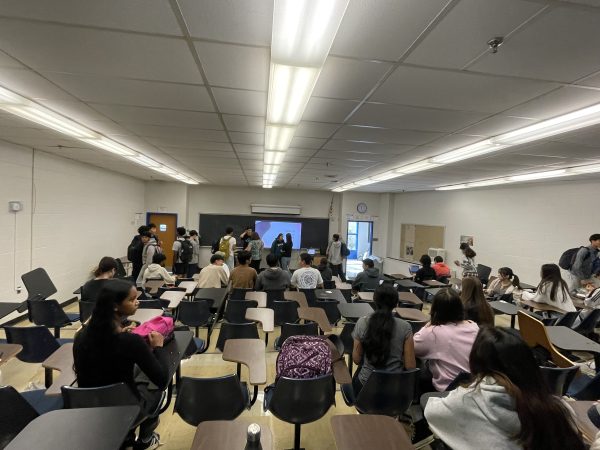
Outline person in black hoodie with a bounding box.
[352,258,381,292]
[280,233,293,272]
[317,257,333,282]
[414,254,436,284]
[255,254,291,291]
[128,225,148,281]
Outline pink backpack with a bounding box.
[276,335,332,379]
[132,316,174,342]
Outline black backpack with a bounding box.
[211,239,220,254]
[179,239,194,263]
[558,246,588,271]
[127,236,144,263]
[341,242,350,257]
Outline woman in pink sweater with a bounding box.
[414,288,479,391]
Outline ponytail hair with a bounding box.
[362,285,398,367]
[94,256,117,277]
[499,267,520,288]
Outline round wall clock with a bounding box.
[357,202,368,214]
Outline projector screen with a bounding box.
[255,220,302,249]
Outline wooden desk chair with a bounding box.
[284,291,309,308]
[143,279,165,295]
[517,311,574,368]
[245,291,267,308]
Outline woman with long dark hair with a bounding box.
[245,231,264,272]
[425,327,584,450]
[74,279,169,450]
[80,256,117,303]
[352,285,415,392]
[454,244,478,278]
[414,254,436,284]
[280,232,293,272]
[486,267,521,296]
[521,264,576,313]
[414,289,479,391]
[461,277,494,327]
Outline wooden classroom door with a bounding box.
[147,213,178,268]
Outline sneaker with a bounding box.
[134,432,161,450]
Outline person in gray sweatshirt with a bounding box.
[351,258,381,292]
[255,254,291,291]
[425,327,585,450]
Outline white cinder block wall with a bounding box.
[0,142,145,323]
[385,178,600,284]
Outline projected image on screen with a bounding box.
[255,221,302,250]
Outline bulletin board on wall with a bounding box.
[198,213,330,250]
[400,224,445,262]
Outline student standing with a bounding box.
[187,230,200,278]
[245,232,264,272]
[280,233,293,272]
[521,263,576,313]
[352,285,416,393]
[240,226,253,250]
[172,227,188,276]
[414,289,479,391]
[218,227,236,271]
[327,233,347,282]
[128,225,149,282]
[460,277,494,327]
[454,244,478,278]
[569,233,600,291]
[574,278,600,326]
[136,231,159,287]
[425,327,585,450]
[270,233,285,266]
[74,279,169,450]
[81,256,117,302]
[229,251,257,289]
[291,253,323,289]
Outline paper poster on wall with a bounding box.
[405,244,414,256]
[160,224,167,232]
[460,235,474,246]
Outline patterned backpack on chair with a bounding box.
[276,335,332,379]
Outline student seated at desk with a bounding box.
[291,253,323,289]
[81,256,117,302]
[573,278,600,327]
[414,254,436,284]
[142,253,176,286]
[74,279,169,450]
[486,267,520,297]
[317,257,333,282]
[255,254,291,291]
[460,277,494,327]
[425,327,585,450]
[197,254,229,289]
[229,251,257,289]
[352,285,416,394]
[432,256,451,280]
[414,289,479,391]
[521,264,576,313]
[351,258,381,292]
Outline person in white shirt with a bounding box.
[219,227,237,272]
[172,226,187,276]
[291,253,323,289]
[142,253,176,285]
[521,263,576,314]
[197,254,229,289]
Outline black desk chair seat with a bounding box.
[0,385,39,448]
[341,369,419,418]
[215,322,259,352]
[224,299,258,324]
[477,264,492,286]
[230,288,253,300]
[339,322,356,375]
[445,371,472,391]
[573,309,600,337]
[315,300,341,326]
[552,311,579,327]
[407,320,427,334]
[174,375,249,426]
[4,325,70,363]
[27,299,79,338]
[299,289,317,307]
[567,371,600,400]
[273,300,299,326]
[265,289,286,309]
[323,280,336,289]
[78,300,95,324]
[274,322,318,351]
[264,374,335,450]
[540,365,579,396]
[178,300,214,354]
[137,299,165,310]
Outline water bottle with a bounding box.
[244,423,262,450]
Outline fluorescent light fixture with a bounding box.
[263,164,279,175]
[268,64,319,125]
[271,0,350,67]
[125,154,161,168]
[370,171,400,182]
[332,186,345,192]
[467,178,509,188]
[264,150,286,165]
[570,163,600,174]
[262,184,273,189]
[0,86,26,105]
[431,139,505,164]
[2,105,97,139]
[396,160,441,175]
[150,166,177,176]
[493,103,600,146]
[352,179,375,187]
[436,184,467,191]
[509,169,567,182]
[81,137,135,156]
[265,125,295,151]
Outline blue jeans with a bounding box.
[280,256,291,272]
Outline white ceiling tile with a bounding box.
[332,0,449,60]
[223,115,265,133]
[195,42,269,91]
[92,104,222,128]
[0,20,201,83]
[0,50,24,68]
[349,102,487,132]
[290,136,325,149]
[179,0,273,46]
[419,134,490,152]
[35,99,116,128]
[144,132,230,147]
[296,122,339,139]
[313,57,391,100]
[371,66,559,113]
[459,115,537,136]
[303,97,358,122]
[0,0,183,35]
[125,124,226,139]
[406,0,545,69]
[469,6,600,82]
[233,144,263,154]
[334,125,443,145]
[229,132,263,145]
[0,68,77,102]
[43,72,213,111]
[545,123,600,149]
[212,88,266,116]
[324,140,415,155]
